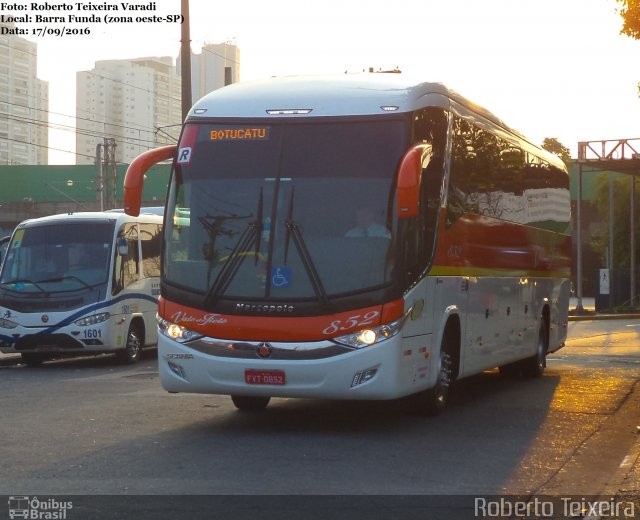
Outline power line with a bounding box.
[201,44,241,66]
[0,110,176,147]
[2,136,99,162]
[0,41,183,104]
[78,67,182,104]
[2,39,240,108]
[5,100,175,138]
[1,40,239,134]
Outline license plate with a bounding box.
[245,369,286,386]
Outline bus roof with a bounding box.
[187,74,565,170]
[15,210,163,229]
[189,74,470,119]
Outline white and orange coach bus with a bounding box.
[123,74,571,414]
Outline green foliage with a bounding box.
[591,173,640,268]
[541,138,571,163]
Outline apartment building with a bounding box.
[178,42,240,103]
[76,42,239,165]
[0,21,49,165]
[75,56,182,165]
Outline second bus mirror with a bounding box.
[0,236,10,267]
[117,238,129,256]
[396,144,430,218]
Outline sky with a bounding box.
[14,0,640,163]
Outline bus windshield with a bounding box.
[0,222,114,294]
[163,118,409,305]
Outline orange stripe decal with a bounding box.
[159,297,406,342]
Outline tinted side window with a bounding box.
[448,116,569,230]
[448,117,502,224]
[524,154,571,233]
[140,223,162,278]
[406,107,449,278]
[112,223,139,295]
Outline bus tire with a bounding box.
[522,319,548,378]
[409,326,456,416]
[231,395,271,411]
[117,323,142,364]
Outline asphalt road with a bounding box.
[0,318,638,519]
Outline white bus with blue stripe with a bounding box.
[0,210,163,365]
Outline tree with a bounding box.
[592,174,632,267]
[616,0,640,39]
[541,137,571,163]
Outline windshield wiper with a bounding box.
[0,279,46,293]
[284,188,331,310]
[204,190,264,306]
[36,275,94,290]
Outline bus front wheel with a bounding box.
[231,395,271,411]
[408,327,456,416]
[117,324,142,364]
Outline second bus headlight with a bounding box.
[74,312,110,327]
[0,317,18,329]
[332,317,405,349]
[157,315,203,343]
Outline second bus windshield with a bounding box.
[164,118,409,305]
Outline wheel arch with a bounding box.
[129,315,146,346]
[434,306,461,381]
[540,301,551,351]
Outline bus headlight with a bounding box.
[157,315,203,343]
[332,317,405,349]
[74,312,110,326]
[0,317,18,329]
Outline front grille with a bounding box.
[185,338,352,360]
[15,334,85,351]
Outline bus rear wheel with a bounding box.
[522,319,548,378]
[231,395,271,411]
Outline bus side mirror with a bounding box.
[117,238,129,256]
[0,236,10,267]
[396,144,430,218]
[124,145,176,217]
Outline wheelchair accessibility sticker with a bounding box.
[271,267,291,288]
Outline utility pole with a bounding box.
[180,0,192,121]
[95,138,118,210]
[103,138,117,210]
[95,143,103,211]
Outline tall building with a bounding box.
[178,42,240,103]
[0,21,49,165]
[76,56,182,165]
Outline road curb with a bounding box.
[569,313,640,322]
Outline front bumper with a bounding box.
[158,332,432,400]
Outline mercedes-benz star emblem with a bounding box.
[256,342,273,359]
